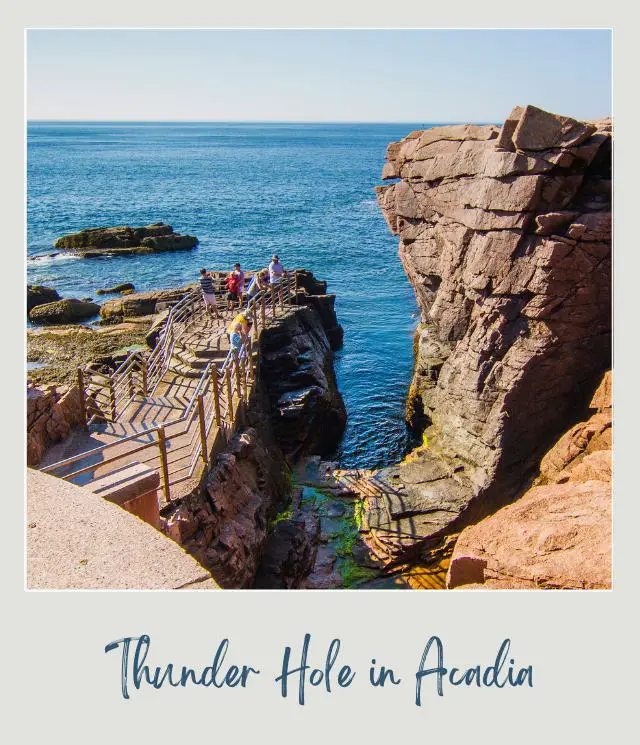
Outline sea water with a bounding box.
[27,121,434,469]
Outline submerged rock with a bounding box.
[54,222,198,257]
[29,298,100,325]
[96,282,135,295]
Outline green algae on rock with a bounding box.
[96,283,135,295]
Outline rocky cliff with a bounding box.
[161,296,346,588]
[373,105,611,562]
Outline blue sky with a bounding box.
[27,29,612,122]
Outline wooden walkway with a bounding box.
[40,277,299,504]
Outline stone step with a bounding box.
[167,360,203,379]
[175,341,227,359]
[172,348,212,371]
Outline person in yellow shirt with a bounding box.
[227,310,252,352]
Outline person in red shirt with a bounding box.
[225,263,245,311]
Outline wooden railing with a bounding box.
[42,273,299,503]
[78,288,204,425]
[77,272,301,424]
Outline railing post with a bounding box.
[157,427,171,503]
[243,352,251,396]
[294,271,298,304]
[225,367,234,424]
[76,367,87,427]
[234,353,243,401]
[279,281,284,311]
[271,285,276,317]
[128,365,135,400]
[211,365,222,427]
[109,379,116,421]
[197,394,208,465]
[252,301,258,340]
[261,293,266,327]
[141,364,148,396]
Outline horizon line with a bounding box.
[27,118,491,125]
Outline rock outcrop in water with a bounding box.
[373,105,612,568]
[27,285,60,314]
[55,222,198,257]
[447,371,612,589]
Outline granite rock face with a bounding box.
[27,382,84,466]
[447,370,612,589]
[253,508,320,589]
[259,305,347,459]
[163,425,290,589]
[373,105,611,560]
[55,222,198,257]
[446,480,611,589]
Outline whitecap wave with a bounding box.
[28,252,82,266]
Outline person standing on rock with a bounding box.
[268,254,286,303]
[199,268,219,318]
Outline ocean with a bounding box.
[27,121,428,469]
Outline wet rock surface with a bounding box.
[372,105,612,567]
[96,282,135,295]
[54,222,198,257]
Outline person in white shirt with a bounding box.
[268,255,284,286]
[268,255,286,303]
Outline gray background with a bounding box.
[5,3,637,741]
